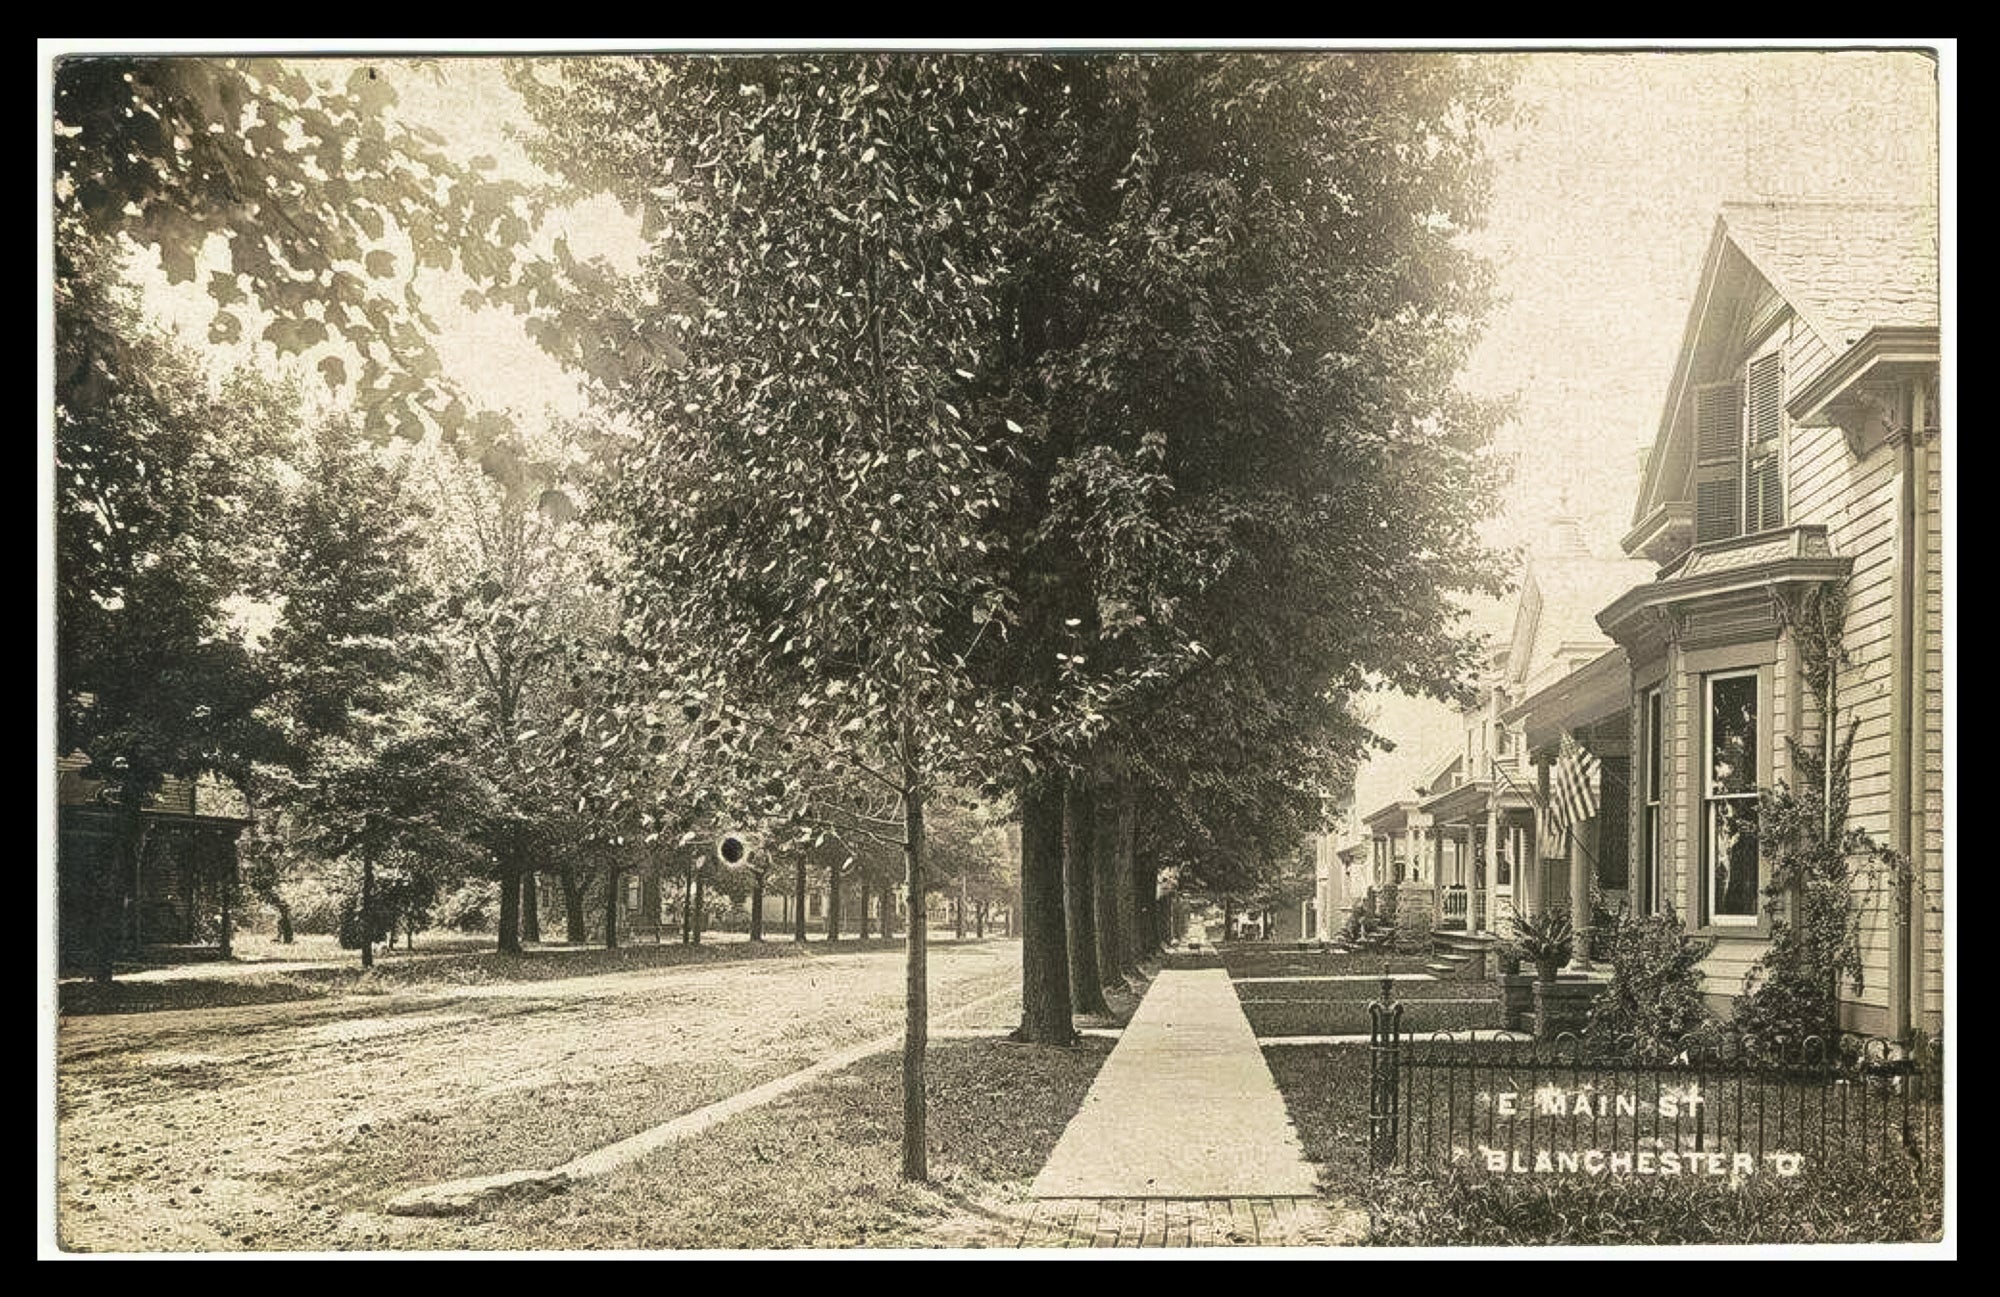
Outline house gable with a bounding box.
[1624,201,1937,567]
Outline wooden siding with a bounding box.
[56,754,201,815]
[1782,315,1838,404]
[1780,403,1941,1024]
[1921,444,1944,1024]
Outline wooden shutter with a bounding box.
[1693,380,1744,544]
[1744,352,1785,532]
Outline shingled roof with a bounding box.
[1627,197,1939,536]
[1718,199,1939,358]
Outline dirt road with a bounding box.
[53,938,1023,1253]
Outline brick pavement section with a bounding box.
[1015,1197,1361,1248]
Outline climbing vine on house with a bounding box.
[1736,581,1911,1050]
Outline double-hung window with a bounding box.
[1703,671,1762,926]
[1642,686,1664,916]
[1694,350,1786,543]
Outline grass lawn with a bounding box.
[347,1035,1114,1251]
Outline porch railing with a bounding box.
[1441,886,1468,926]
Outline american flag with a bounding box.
[1549,731,1602,843]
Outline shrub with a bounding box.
[435,878,500,933]
[1584,908,1715,1061]
[336,897,393,950]
[285,874,347,936]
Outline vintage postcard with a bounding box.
[42,40,1951,1257]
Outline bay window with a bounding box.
[1703,671,1763,926]
[1643,685,1663,916]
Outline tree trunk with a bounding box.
[691,865,705,945]
[750,870,766,942]
[1013,771,1076,1044]
[95,813,147,982]
[899,719,928,1182]
[879,881,896,941]
[604,868,621,949]
[497,860,522,955]
[360,855,375,970]
[859,880,872,939]
[826,863,841,942]
[1114,770,1141,978]
[1090,769,1124,995]
[975,899,987,939]
[794,856,808,943]
[681,859,695,945]
[955,876,968,940]
[1064,773,1110,1017]
[560,863,588,944]
[1132,856,1155,962]
[521,870,541,943]
[217,852,233,960]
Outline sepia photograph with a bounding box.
[41,39,1951,1257]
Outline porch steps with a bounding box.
[1425,930,1503,980]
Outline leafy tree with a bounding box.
[415,422,622,951]
[254,411,463,965]
[928,794,1015,939]
[53,55,542,449]
[959,53,1515,1029]
[511,53,1102,1181]
[511,51,1517,1151]
[55,264,292,978]
[292,714,500,968]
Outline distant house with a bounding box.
[56,755,252,968]
[1362,519,1649,945]
[1485,525,1656,955]
[1594,199,1942,1036]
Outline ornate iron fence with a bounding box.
[1366,973,1943,1180]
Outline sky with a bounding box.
[41,39,1951,829]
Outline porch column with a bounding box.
[1536,757,1555,918]
[1484,795,1502,937]
[1568,815,1593,972]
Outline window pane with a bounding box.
[1709,675,1757,795]
[1646,690,1662,801]
[1708,799,1761,919]
[1644,805,1661,914]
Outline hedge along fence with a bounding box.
[1219,947,1435,981]
[1367,1001,1943,1189]
[1231,959,1504,1038]
[1246,997,1502,1038]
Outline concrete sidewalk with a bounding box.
[1031,968,1321,1199]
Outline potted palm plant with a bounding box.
[1509,903,1575,983]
